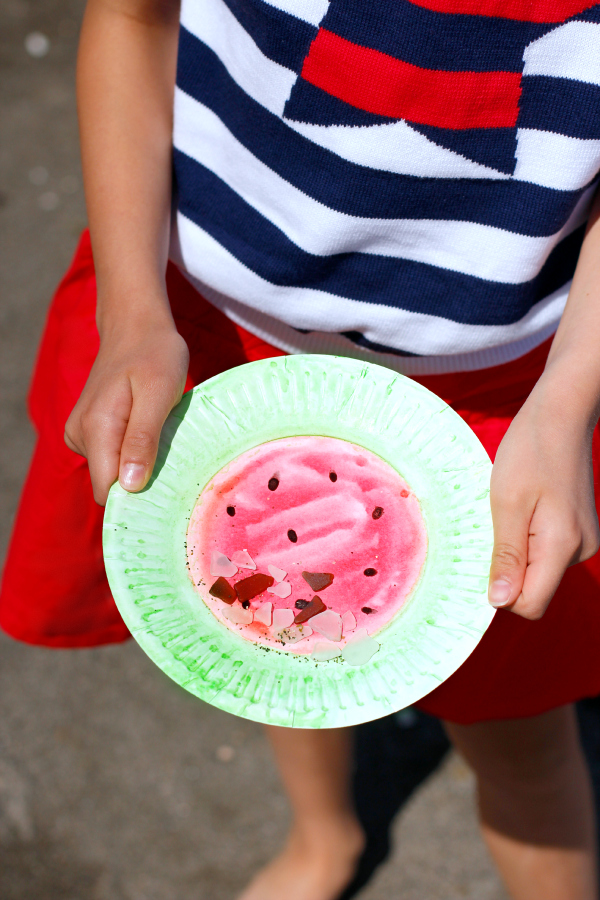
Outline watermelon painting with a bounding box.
[186,436,427,663]
[106,356,494,724]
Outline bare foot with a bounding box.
[238,816,365,900]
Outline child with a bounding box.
[3,0,600,897]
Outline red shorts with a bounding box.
[2,230,600,724]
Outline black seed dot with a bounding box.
[242,599,250,609]
[372,506,384,520]
[226,506,235,517]
[362,606,375,614]
[268,477,279,491]
[329,471,337,482]
[295,599,309,609]
[287,529,298,543]
[364,568,377,577]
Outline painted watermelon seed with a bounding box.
[364,568,377,577]
[268,476,279,491]
[372,506,384,519]
[241,599,250,609]
[287,529,298,543]
[361,606,375,614]
[295,599,309,609]
[226,506,235,516]
[329,471,337,482]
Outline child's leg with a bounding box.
[445,705,597,900]
[239,726,364,900]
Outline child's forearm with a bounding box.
[66,0,188,506]
[487,187,600,618]
[540,188,600,428]
[77,0,180,337]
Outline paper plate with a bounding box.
[103,355,494,728]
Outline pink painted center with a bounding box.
[187,436,427,652]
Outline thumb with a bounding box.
[488,500,530,609]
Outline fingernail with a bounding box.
[489,579,513,607]
[120,463,146,491]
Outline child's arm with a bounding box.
[488,189,600,619]
[64,0,187,505]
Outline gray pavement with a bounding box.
[0,2,507,897]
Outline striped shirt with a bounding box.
[171,0,600,374]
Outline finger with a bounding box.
[118,382,178,493]
[64,404,87,456]
[85,401,132,506]
[488,497,531,610]
[509,520,581,620]
[64,426,83,456]
[65,385,132,507]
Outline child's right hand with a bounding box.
[64,310,189,506]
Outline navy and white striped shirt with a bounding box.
[171,0,600,374]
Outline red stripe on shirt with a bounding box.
[301,29,522,130]
[405,0,598,22]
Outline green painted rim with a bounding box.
[103,355,494,728]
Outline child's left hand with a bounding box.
[487,376,600,619]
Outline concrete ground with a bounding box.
[0,1,508,898]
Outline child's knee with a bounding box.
[446,709,592,845]
[446,706,583,796]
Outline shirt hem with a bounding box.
[178,270,560,376]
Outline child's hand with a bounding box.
[488,379,600,619]
[64,311,189,506]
